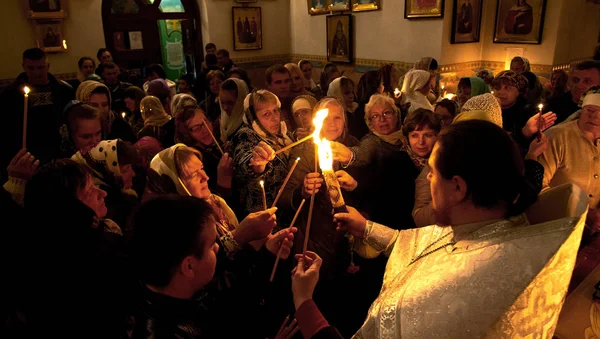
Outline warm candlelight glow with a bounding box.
[394,88,400,96]
[259,180,267,210]
[121,112,126,119]
[23,86,30,96]
[312,109,333,171]
[538,103,543,111]
[62,40,67,50]
[445,93,456,100]
[441,85,445,90]
[491,90,495,95]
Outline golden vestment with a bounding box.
[353,184,588,338]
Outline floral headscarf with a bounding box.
[454,93,503,128]
[511,56,531,73]
[493,70,529,94]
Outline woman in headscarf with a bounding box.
[219,78,249,147]
[76,80,136,142]
[401,69,435,115]
[71,139,140,230]
[279,97,364,337]
[175,103,233,199]
[230,89,294,218]
[510,56,531,73]
[58,101,103,158]
[456,76,491,108]
[144,144,295,338]
[123,86,146,136]
[147,78,174,115]
[412,93,547,227]
[399,57,440,104]
[170,93,197,118]
[137,95,175,147]
[228,67,254,92]
[434,98,460,129]
[291,94,318,140]
[298,60,317,91]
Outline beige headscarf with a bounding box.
[327,76,359,113]
[140,96,171,127]
[453,93,503,127]
[242,92,293,156]
[76,80,115,135]
[171,93,197,118]
[414,57,434,71]
[219,78,249,143]
[401,69,434,113]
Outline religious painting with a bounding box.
[351,0,381,12]
[232,7,262,51]
[308,0,331,15]
[493,0,547,44]
[26,0,67,18]
[34,19,65,53]
[451,0,483,44]
[329,0,351,12]
[405,0,445,19]
[326,14,353,63]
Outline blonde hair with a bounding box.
[252,89,281,110]
[313,96,347,140]
[364,94,400,129]
[285,63,303,80]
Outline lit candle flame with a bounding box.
[260,180,264,187]
[538,103,543,111]
[491,90,495,95]
[62,40,67,50]
[23,86,30,96]
[394,88,400,96]
[296,157,300,161]
[312,109,333,171]
[444,93,456,100]
[441,85,445,90]
[121,112,126,119]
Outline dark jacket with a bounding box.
[0,72,73,177]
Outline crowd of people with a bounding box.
[1,40,600,338]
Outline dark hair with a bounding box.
[205,43,216,51]
[228,67,251,87]
[116,140,140,166]
[145,63,166,79]
[123,86,146,106]
[24,159,90,211]
[101,61,118,70]
[435,99,459,118]
[436,120,531,216]
[78,57,95,69]
[96,48,110,60]
[206,70,225,82]
[298,60,312,69]
[205,54,218,67]
[216,49,229,58]
[175,106,204,146]
[266,64,290,85]
[574,60,600,74]
[131,195,215,287]
[319,63,340,96]
[22,48,46,61]
[429,58,439,71]
[594,45,600,61]
[521,71,538,91]
[377,63,395,94]
[357,70,382,104]
[65,103,102,135]
[458,77,471,90]
[402,108,442,137]
[90,86,110,101]
[179,73,195,86]
[221,78,240,94]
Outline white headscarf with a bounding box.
[401,69,434,113]
[327,76,358,113]
[219,78,249,143]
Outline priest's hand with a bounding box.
[265,227,297,259]
[292,251,322,310]
[250,141,275,173]
[303,172,323,196]
[335,170,357,191]
[334,206,367,239]
[234,207,277,245]
[522,112,557,138]
[330,141,352,164]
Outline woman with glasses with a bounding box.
[175,104,233,199]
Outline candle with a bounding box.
[271,157,300,208]
[269,198,306,282]
[260,180,267,210]
[201,120,224,156]
[536,103,544,141]
[121,112,127,119]
[22,86,30,149]
[273,134,312,155]
[321,169,348,214]
[491,90,495,95]
[393,87,400,98]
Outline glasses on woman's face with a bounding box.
[369,111,394,122]
[189,123,206,133]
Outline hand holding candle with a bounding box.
[22,86,30,149]
[260,180,267,210]
[269,199,305,282]
[250,141,275,171]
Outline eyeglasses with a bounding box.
[189,123,206,133]
[369,111,394,121]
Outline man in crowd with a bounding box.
[98,61,132,114]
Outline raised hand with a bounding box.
[235,207,278,245]
[265,227,297,259]
[250,141,275,173]
[303,172,323,196]
[217,152,234,188]
[291,251,323,309]
[334,205,367,238]
[7,149,39,181]
[335,170,357,191]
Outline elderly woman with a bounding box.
[291,94,318,140]
[145,144,295,338]
[412,93,547,227]
[331,94,418,230]
[401,69,435,115]
[401,108,441,172]
[230,89,294,218]
[137,95,175,147]
[219,78,249,146]
[175,104,233,198]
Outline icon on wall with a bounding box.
[26,0,68,19]
[34,19,66,52]
[326,14,353,63]
[232,6,262,51]
[307,0,331,15]
[451,0,483,44]
[405,0,445,19]
[493,0,547,44]
[351,0,381,12]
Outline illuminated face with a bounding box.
[579,104,600,135]
[268,72,291,99]
[571,68,600,104]
[73,118,102,151]
[80,60,95,76]
[77,175,108,218]
[457,84,471,107]
[322,104,344,141]
[88,93,110,116]
[255,102,281,135]
[293,108,313,130]
[180,155,211,199]
[368,104,398,135]
[408,126,437,158]
[493,83,520,109]
[219,89,237,116]
[187,110,214,147]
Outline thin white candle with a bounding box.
[22,86,30,149]
[271,157,300,208]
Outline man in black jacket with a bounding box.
[0,48,73,178]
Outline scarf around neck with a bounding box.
[373,129,404,146]
[251,120,293,156]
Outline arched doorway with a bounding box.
[101,0,202,81]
